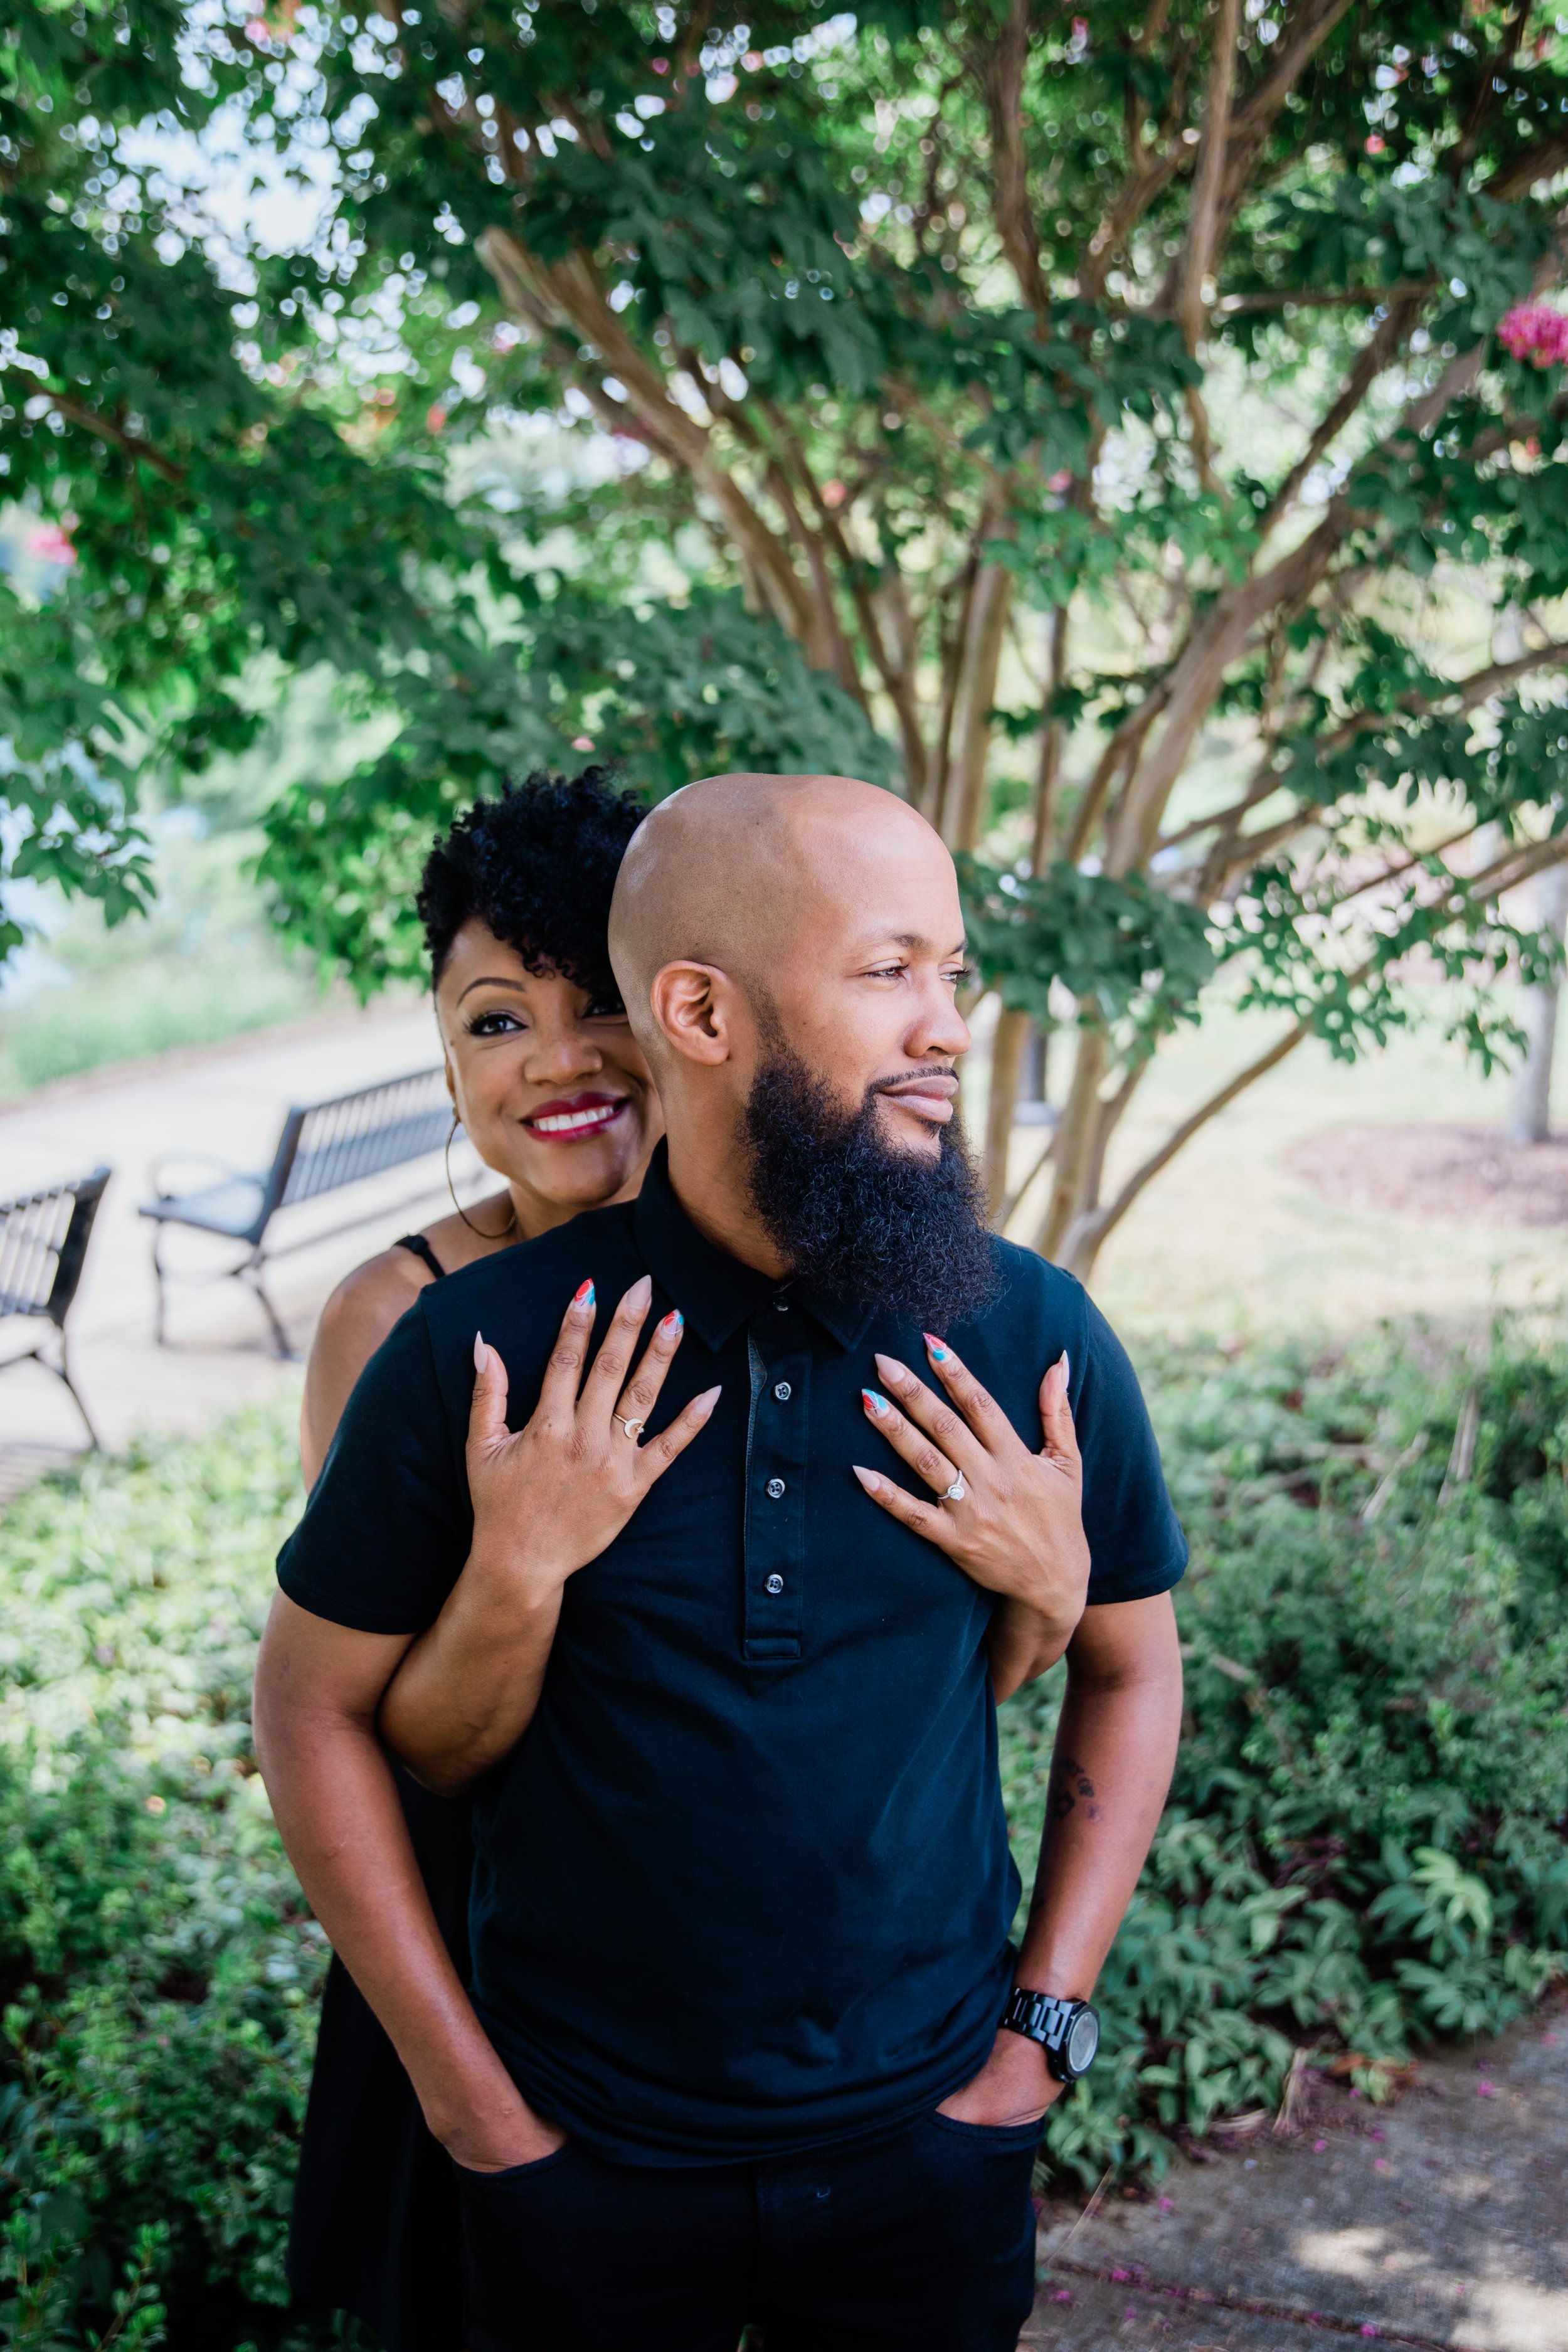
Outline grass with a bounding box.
[0,832,333,1100]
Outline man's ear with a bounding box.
[649,961,736,1067]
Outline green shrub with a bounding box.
[1005,1318,1568,2185]
[0,1327,1564,2336]
[0,1413,344,2349]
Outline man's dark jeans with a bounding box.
[455,2109,1040,2351]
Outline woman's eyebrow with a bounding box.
[456,975,530,1004]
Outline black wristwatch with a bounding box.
[1000,1987,1101,2082]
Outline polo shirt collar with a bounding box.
[633,1144,874,1355]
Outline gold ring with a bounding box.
[615,1414,646,1441]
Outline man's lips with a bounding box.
[523,1093,628,1142]
[877,1074,958,1126]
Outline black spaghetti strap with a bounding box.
[395,1232,446,1281]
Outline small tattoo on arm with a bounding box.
[1047,1754,1101,1824]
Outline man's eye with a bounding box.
[467,1009,525,1037]
[945,965,973,988]
[866,964,905,981]
[585,997,627,1019]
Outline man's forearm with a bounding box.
[378,1544,565,1794]
[1015,1599,1183,1996]
[937,1592,1182,2128]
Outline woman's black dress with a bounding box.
[287,1234,470,2352]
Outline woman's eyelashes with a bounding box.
[465,1007,527,1038]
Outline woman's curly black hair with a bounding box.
[416,768,645,1004]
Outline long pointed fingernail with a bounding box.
[1060,1350,1070,1385]
[924,1333,950,1362]
[852,1465,880,1493]
[862,1389,890,1417]
[660,1308,684,1337]
[474,1331,486,1371]
[572,1279,595,1310]
[695,1384,722,1414]
[627,1274,652,1310]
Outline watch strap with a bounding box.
[1000,1986,1081,2053]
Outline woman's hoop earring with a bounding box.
[447,1114,519,1241]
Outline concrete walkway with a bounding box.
[0,999,484,1497]
[1027,1999,1568,2349]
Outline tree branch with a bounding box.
[1219,278,1434,315]
[1058,1015,1310,1274]
[1173,0,1241,353]
[476,228,817,649]
[18,383,186,485]
[975,0,1050,323]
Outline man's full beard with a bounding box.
[739,1042,1000,1332]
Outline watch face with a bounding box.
[1064,2006,1100,2077]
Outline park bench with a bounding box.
[139,1066,453,1357]
[0,1165,111,1447]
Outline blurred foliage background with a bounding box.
[4,0,1568,1252]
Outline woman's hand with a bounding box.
[851,1337,1089,1652]
[468,1273,721,1592]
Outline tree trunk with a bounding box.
[936,561,1012,852]
[1032,1025,1106,1261]
[983,1006,1031,1219]
[1505,857,1568,1144]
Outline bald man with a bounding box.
[257,775,1186,2352]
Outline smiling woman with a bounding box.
[299,771,659,1485]
[288,768,659,2351]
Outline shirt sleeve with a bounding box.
[275,1300,472,1634]
[1071,1292,1188,1606]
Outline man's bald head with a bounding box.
[608,770,985,1318]
[608,771,951,1047]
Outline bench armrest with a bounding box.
[146,1151,245,1203]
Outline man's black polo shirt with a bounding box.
[277,1145,1186,2166]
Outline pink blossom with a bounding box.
[26,522,75,566]
[1047,469,1073,493]
[426,403,447,433]
[571,736,595,751]
[1498,303,1568,369]
[1157,2195,1175,2210]
[1365,135,1385,154]
[1313,2139,1328,2152]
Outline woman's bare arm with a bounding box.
[253,1594,561,2169]
[300,1252,430,1489]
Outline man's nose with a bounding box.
[908,981,970,1063]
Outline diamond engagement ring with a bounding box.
[942,1475,966,1503]
[614,1414,647,1441]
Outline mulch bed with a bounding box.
[1287,1125,1568,1227]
